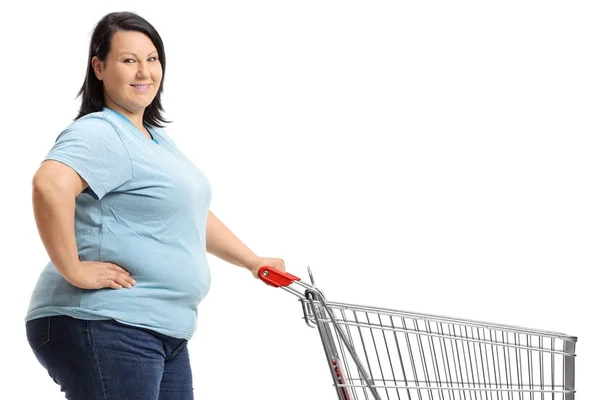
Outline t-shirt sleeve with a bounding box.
[44,117,133,200]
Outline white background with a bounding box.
[1,1,597,399]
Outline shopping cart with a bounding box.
[259,266,577,400]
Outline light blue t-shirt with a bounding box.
[25,107,212,340]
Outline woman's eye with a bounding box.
[124,59,135,63]
[148,57,157,62]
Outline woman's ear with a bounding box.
[91,56,104,81]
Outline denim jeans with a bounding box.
[26,315,193,399]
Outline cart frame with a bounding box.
[259,266,577,400]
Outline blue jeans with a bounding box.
[26,315,194,399]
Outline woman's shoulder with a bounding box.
[68,109,114,131]
[48,110,127,150]
[56,110,120,141]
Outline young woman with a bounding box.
[25,11,285,399]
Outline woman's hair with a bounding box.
[75,11,170,127]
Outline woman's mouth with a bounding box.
[131,84,151,92]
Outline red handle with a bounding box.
[258,265,300,287]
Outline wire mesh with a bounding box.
[302,299,576,400]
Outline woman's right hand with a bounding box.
[68,261,136,290]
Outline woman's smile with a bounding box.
[131,84,151,92]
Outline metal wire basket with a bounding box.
[259,266,577,400]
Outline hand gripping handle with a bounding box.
[258,265,300,287]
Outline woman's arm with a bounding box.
[205,211,285,277]
[32,161,134,289]
[32,161,86,283]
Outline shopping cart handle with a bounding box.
[258,265,300,287]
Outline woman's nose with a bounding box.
[136,62,150,79]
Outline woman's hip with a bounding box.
[25,315,191,400]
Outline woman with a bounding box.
[25,11,285,399]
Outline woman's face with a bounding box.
[92,30,163,116]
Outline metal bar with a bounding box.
[504,332,513,400]
[455,324,473,400]
[366,313,390,400]
[340,309,362,400]
[489,330,500,400]
[332,384,573,394]
[343,377,565,388]
[315,301,575,340]
[307,296,348,400]
[404,317,423,400]
[391,316,412,400]
[378,314,400,400]
[305,316,573,357]
[438,322,457,400]
[539,336,544,400]
[526,336,533,400]
[474,327,489,400]
[414,318,434,400]
[355,310,378,396]
[464,326,478,400]
[436,322,456,400]
[448,324,467,400]
[321,305,382,400]
[563,340,575,400]
[551,338,555,400]
[332,308,358,400]
[516,334,523,400]
[426,320,445,400]
[301,287,381,400]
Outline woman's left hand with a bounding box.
[247,257,286,279]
